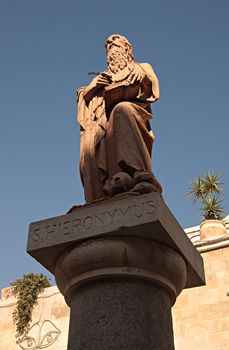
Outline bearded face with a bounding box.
[107,45,129,74]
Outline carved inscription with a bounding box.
[31,199,155,244]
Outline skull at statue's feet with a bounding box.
[103,172,134,196]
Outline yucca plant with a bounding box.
[187,172,224,220]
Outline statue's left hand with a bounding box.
[127,65,145,85]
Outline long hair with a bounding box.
[105,34,134,62]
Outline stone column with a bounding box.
[54,237,187,350]
[27,192,205,350]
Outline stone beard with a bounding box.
[77,34,161,203]
[107,45,129,75]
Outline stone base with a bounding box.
[27,192,205,350]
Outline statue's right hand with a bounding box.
[96,73,111,87]
[84,73,111,103]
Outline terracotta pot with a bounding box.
[200,219,227,241]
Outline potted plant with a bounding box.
[187,172,227,240]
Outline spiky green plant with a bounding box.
[11,273,51,342]
[188,172,224,220]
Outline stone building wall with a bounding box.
[0,218,228,350]
[173,246,229,349]
[173,217,229,350]
[0,286,70,350]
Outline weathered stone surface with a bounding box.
[68,279,175,350]
[27,192,205,288]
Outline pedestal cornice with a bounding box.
[27,192,205,289]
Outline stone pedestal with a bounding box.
[55,237,186,350]
[27,192,205,350]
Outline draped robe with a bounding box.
[77,62,160,202]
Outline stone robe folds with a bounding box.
[77,63,160,202]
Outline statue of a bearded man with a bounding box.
[77,34,162,203]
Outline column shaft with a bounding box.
[68,278,174,350]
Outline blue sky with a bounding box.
[1,0,229,290]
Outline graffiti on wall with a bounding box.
[18,320,61,350]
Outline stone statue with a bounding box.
[77,34,162,203]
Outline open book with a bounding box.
[104,81,141,110]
